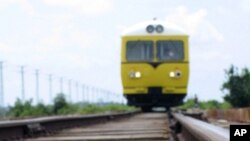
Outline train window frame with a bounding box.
[156,40,184,61]
[126,40,154,62]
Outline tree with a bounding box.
[53,93,68,114]
[178,98,195,109]
[222,65,250,107]
[0,106,7,117]
[200,100,220,109]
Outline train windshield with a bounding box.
[126,41,153,61]
[157,41,184,61]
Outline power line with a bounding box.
[0,61,122,105]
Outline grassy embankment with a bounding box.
[3,94,136,118]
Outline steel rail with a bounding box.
[172,113,229,141]
[0,111,138,141]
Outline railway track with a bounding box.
[0,111,229,141]
[25,113,171,141]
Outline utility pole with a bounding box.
[82,85,85,102]
[35,69,39,103]
[101,90,105,103]
[88,86,92,103]
[68,79,71,102]
[106,90,110,103]
[75,82,78,102]
[49,74,53,103]
[92,87,95,103]
[96,88,99,102]
[60,77,63,93]
[86,86,89,103]
[0,62,4,107]
[106,90,109,103]
[20,66,25,102]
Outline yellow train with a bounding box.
[121,21,189,111]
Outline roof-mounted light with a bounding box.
[156,25,164,33]
[146,25,154,33]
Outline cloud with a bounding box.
[69,31,98,48]
[115,24,127,32]
[43,0,113,16]
[0,0,14,10]
[30,24,100,68]
[0,43,14,54]
[19,0,34,15]
[0,0,34,16]
[37,26,97,50]
[240,0,250,13]
[165,6,224,42]
[217,6,226,15]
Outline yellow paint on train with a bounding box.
[120,21,189,111]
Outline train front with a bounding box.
[121,21,189,111]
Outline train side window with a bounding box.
[157,41,184,61]
[126,41,153,61]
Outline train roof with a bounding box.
[122,20,188,36]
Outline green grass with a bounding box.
[6,94,137,118]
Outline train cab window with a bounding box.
[157,41,184,61]
[126,41,153,61]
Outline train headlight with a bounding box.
[135,72,141,78]
[175,71,182,78]
[129,71,141,78]
[169,71,175,78]
[129,71,135,78]
[146,25,154,33]
[156,25,164,33]
[169,71,182,78]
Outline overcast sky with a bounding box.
[1,0,250,104]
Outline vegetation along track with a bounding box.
[25,113,172,141]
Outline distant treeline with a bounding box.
[179,98,232,110]
[0,94,135,118]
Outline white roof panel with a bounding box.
[122,20,187,36]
